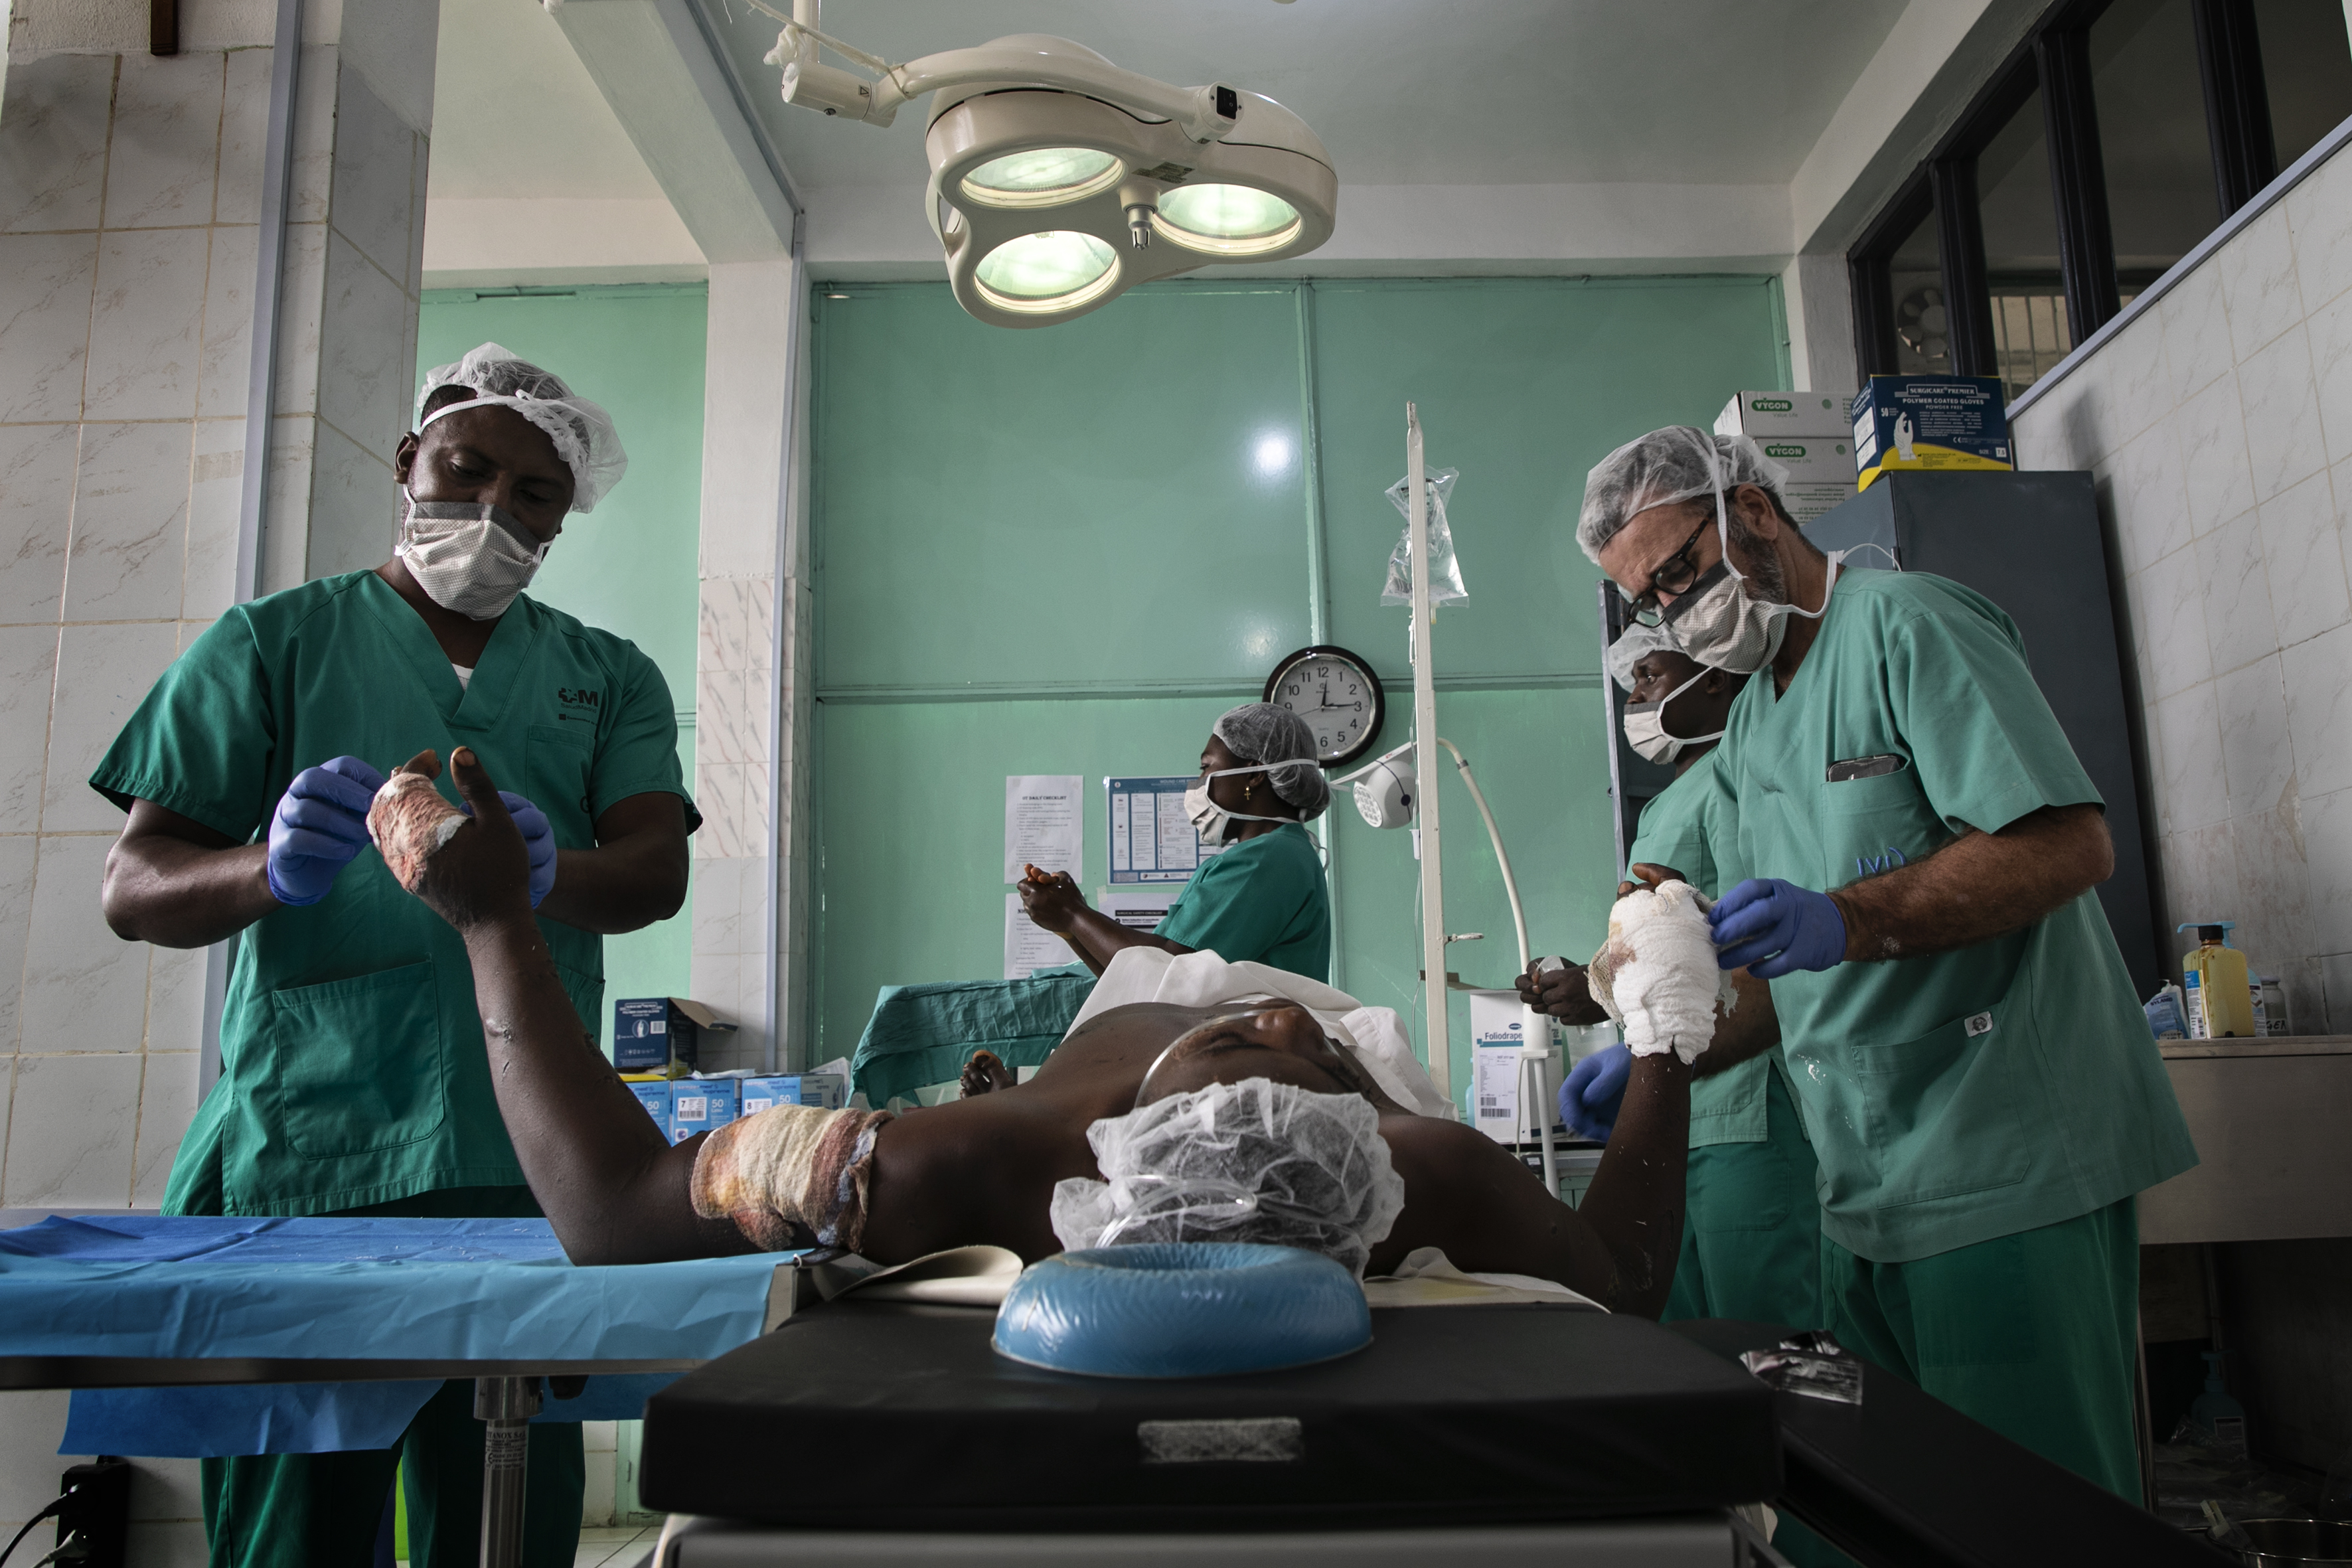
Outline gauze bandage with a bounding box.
[691,1102,894,1251]
[367,773,466,892]
[1587,881,1739,1065]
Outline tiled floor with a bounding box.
[574,1524,662,1567]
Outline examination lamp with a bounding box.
[755,2,1338,327]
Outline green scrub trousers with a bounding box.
[1660,1061,1822,1330]
[1820,1197,2144,1503]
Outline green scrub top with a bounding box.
[91,571,698,1217]
[1714,568,2194,1263]
[1156,821,1331,982]
[1628,749,1799,1150]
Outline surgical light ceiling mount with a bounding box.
[751,1,1338,328]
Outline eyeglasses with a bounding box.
[1620,519,1711,626]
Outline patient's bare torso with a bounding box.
[855,1000,1571,1282]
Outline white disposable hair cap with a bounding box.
[1212,702,1330,819]
[1605,622,1682,693]
[1576,426,1788,566]
[1048,1077,1405,1279]
[415,342,629,514]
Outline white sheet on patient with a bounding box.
[1065,949,1452,1118]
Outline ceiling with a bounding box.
[424,0,1917,282]
[707,0,1910,191]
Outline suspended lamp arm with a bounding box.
[1337,738,1530,975]
[751,4,1243,140]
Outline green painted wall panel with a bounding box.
[1309,278,1790,683]
[813,284,1312,695]
[811,277,1785,1104]
[417,285,708,1055]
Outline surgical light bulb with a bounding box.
[1153,184,1302,255]
[974,231,1120,313]
[961,147,1123,208]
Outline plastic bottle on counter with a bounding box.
[2259,975,2289,1036]
[2179,923,2254,1040]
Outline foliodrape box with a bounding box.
[613,997,736,1072]
[740,1074,848,1115]
[1850,376,2012,489]
[669,1078,740,1145]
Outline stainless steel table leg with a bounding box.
[475,1375,542,1568]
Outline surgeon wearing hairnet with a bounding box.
[92,343,697,1567]
[1022,704,1333,980]
[1577,425,2193,1507]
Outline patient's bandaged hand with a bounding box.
[367,771,466,892]
[1587,881,1738,1065]
[691,1102,894,1252]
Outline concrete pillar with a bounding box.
[550,0,805,1069]
[1782,251,1861,396]
[0,0,437,1212]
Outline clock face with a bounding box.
[1265,646,1385,767]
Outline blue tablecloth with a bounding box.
[0,1214,794,1458]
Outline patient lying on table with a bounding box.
[398,748,1761,1318]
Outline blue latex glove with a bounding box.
[266,757,386,906]
[1709,877,1848,979]
[461,790,557,907]
[1558,1044,1632,1143]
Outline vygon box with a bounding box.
[740,1073,847,1115]
[1851,376,2012,490]
[1715,390,1856,437]
[668,1077,740,1145]
[1746,435,1855,487]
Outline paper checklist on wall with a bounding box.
[1006,894,1073,979]
[1005,775,1084,885]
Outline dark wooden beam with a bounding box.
[1931,155,1998,378]
[2192,0,2278,216]
[151,0,179,56]
[2037,25,2122,342]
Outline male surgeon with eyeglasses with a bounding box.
[1571,425,2192,1509]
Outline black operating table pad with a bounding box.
[643,1301,1780,1532]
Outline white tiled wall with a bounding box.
[0,48,262,1210]
[2013,136,2352,1033]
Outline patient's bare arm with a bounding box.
[1373,1054,1690,1316]
[410,747,752,1265]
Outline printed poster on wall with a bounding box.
[1005,893,1074,980]
[1107,776,1223,884]
[1005,775,1083,885]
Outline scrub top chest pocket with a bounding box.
[527,722,598,837]
[1819,755,1941,889]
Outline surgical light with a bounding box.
[757,3,1336,328]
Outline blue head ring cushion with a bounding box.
[1212,703,1332,821]
[1048,1077,1405,1279]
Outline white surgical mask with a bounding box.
[1659,473,1841,674]
[1622,665,1721,765]
[1184,760,1313,846]
[394,489,548,621]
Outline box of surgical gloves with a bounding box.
[1850,376,2012,489]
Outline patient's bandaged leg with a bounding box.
[691,1103,894,1251]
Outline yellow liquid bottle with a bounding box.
[2183,924,2254,1039]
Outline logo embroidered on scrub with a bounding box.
[1855,845,1908,878]
[555,687,601,725]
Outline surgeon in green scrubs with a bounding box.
[1020,703,1332,982]
[852,704,1332,1103]
[1578,426,2194,1505]
[1537,625,1822,1330]
[94,344,696,1568]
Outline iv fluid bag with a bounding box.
[1382,467,1467,607]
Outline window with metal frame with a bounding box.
[1847,0,2352,398]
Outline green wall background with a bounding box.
[811,275,1788,1106]
[416,284,708,1056]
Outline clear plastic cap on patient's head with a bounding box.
[414,342,629,514]
[1575,426,1788,565]
[1048,1077,1405,1278]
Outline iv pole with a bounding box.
[1406,404,1452,1115]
